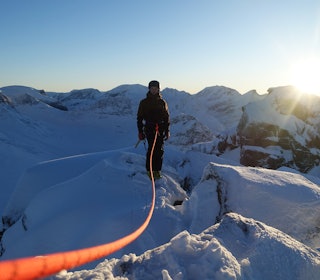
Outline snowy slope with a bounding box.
[2,144,320,279]
[53,213,320,280]
[1,84,320,279]
[182,163,320,248]
[241,86,320,147]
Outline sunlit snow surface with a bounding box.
[1,85,320,279]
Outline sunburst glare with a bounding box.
[289,57,320,96]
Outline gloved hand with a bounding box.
[139,132,145,140]
[164,131,170,141]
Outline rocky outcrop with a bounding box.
[169,114,213,146]
[237,86,320,172]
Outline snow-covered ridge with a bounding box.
[238,86,320,172]
[57,213,320,280]
[1,84,320,279]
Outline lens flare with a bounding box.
[290,57,320,96]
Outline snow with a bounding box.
[244,87,320,148]
[1,85,320,279]
[52,214,320,280]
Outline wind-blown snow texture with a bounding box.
[1,85,320,279]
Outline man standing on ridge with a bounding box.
[137,80,170,179]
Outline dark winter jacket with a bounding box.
[137,92,170,135]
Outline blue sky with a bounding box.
[1,0,320,94]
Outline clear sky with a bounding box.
[1,0,320,94]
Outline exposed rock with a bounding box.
[169,114,213,146]
[237,86,320,172]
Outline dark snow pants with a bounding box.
[145,129,164,172]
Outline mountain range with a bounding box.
[1,84,320,279]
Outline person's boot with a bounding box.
[147,171,162,180]
[153,171,162,179]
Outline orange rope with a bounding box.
[0,130,158,280]
[148,124,159,183]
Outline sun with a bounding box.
[289,57,320,96]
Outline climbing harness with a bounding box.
[0,129,159,280]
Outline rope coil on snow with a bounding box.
[0,130,158,280]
